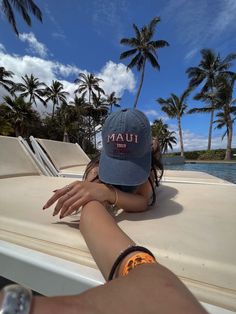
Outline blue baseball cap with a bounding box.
[99,108,152,186]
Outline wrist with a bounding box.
[104,184,118,206]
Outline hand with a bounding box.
[42,181,112,219]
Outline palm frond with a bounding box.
[150,40,169,49]
[2,0,18,34]
[148,16,161,35]
[146,52,159,69]
[126,52,142,69]
[120,48,137,60]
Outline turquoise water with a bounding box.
[165,162,236,184]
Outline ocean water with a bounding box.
[165,162,236,184]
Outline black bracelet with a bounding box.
[108,245,155,281]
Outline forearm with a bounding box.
[30,295,81,314]
[80,200,135,280]
[116,190,149,212]
[104,185,149,212]
[30,264,207,314]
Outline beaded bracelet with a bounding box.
[108,245,155,281]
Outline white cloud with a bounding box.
[184,48,198,61]
[143,109,159,117]
[98,61,135,96]
[92,0,127,31]
[19,32,48,58]
[209,0,236,37]
[44,4,66,40]
[55,63,81,77]
[52,32,66,39]
[163,0,236,59]
[144,110,169,122]
[0,43,6,52]
[0,47,136,112]
[168,127,236,152]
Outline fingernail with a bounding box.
[42,206,46,210]
[53,212,56,216]
[53,190,58,193]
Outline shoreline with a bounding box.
[185,160,236,164]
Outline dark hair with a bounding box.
[83,154,100,182]
[83,140,164,206]
[149,138,164,205]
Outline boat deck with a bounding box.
[0,170,235,312]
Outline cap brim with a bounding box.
[99,150,151,186]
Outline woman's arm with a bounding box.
[43,178,152,217]
[111,180,152,213]
[80,200,135,279]
[29,263,207,314]
[27,200,206,314]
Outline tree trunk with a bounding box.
[63,128,70,142]
[133,60,146,109]
[15,122,21,137]
[52,102,56,119]
[207,109,214,150]
[178,116,184,157]
[225,119,233,161]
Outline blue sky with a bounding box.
[0,0,236,151]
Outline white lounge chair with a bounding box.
[18,136,53,176]
[29,136,90,178]
[0,135,236,313]
[0,135,103,295]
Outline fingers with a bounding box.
[42,181,96,219]
[59,197,87,219]
[53,190,82,218]
[42,182,79,209]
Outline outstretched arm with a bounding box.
[29,263,207,314]
[42,179,152,218]
[29,201,206,314]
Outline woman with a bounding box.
[43,108,163,218]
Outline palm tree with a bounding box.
[151,118,168,138]
[151,119,177,153]
[90,93,109,148]
[188,90,217,144]
[0,67,15,93]
[57,102,78,142]
[105,91,121,113]
[213,75,236,160]
[161,130,177,153]
[16,74,46,106]
[45,80,69,118]
[68,96,88,145]
[186,49,236,150]
[2,95,39,136]
[157,89,191,156]
[120,17,169,108]
[74,73,105,106]
[1,0,42,35]
[0,104,14,135]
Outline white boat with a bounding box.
[0,136,235,313]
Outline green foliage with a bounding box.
[198,150,226,160]
[183,151,201,160]
[166,149,236,160]
[151,119,177,153]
